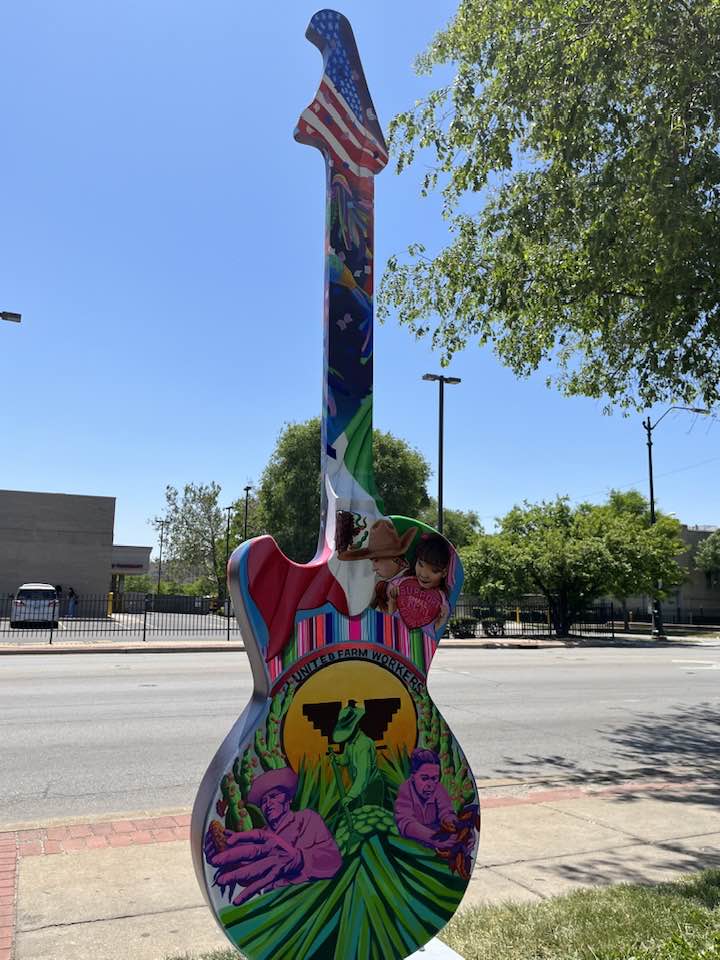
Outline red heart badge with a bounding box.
[396,579,443,629]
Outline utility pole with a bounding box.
[642,406,709,638]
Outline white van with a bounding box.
[10,583,59,628]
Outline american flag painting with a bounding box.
[295,9,388,480]
[296,9,388,178]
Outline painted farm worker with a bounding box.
[394,749,457,851]
[338,518,417,613]
[332,700,384,808]
[67,587,78,618]
[204,767,341,905]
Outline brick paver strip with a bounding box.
[0,833,16,960]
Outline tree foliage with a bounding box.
[258,418,431,562]
[418,498,483,548]
[695,529,720,574]
[380,0,720,411]
[156,482,227,600]
[460,492,686,636]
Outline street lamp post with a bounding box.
[643,406,710,638]
[224,505,234,594]
[243,485,252,541]
[1,312,21,323]
[422,374,461,535]
[155,520,167,596]
[224,505,233,639]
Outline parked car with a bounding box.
[10,583,59,628]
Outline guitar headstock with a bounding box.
[295,9,388,175]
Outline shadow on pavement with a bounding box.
[537,847,720,890]
[496,700,720,808]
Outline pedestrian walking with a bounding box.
[68,587,78,618]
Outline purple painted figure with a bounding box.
[204,767,342,904]
[394,749,458,852]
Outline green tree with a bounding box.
[258,418,431,562]
[584,490,687,630]
[695,529,720,585]
[460,493,686,637]
[156,482,227,601]
[380,0,720,412]
[459,535,521,607]
[123,574,153,593]
[418,499,483,548]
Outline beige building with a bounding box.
[669,525,720,615]
[0,489,150,596]
[621,524,720,621]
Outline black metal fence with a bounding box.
[451,598,617,639]
[0,593,241,643]
[450,596,720,639]
[2,591,717,645]
[622,606,720,627]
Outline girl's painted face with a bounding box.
[371,556,404,579]
[415,557,446,590]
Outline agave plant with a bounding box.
[220,832,466,960]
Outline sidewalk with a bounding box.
[0,630,717,655]
[2,776,719,960]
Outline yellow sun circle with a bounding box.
[282,658,418,772]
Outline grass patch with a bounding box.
[167,869,720,960]
[443,870,720,960]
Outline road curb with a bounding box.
[0,643,246,655]
[0,637,713,655]
[0,641,566,655]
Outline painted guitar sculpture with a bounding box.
[191,11,479,959]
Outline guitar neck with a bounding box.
[295,10,389,557]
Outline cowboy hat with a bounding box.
[247,767,298,806]
[338,519,417,561]
[332,700,366,742]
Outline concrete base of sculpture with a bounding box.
[409,939,465,959]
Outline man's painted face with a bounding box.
[371,556,404,580]
[260,787,290,825]
[412,763,441,800]
[415,558,446,590]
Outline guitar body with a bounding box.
[191,11,479,960]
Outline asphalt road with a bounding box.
[1,645,718,827]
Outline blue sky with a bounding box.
[1,0,718,552]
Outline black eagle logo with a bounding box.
[302,698,401,746]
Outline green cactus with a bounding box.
[411,688,437,751]
[221,773,252,831]
[233,747,255,798]
[254,726,275,771]
[430,702,440,752]
[439,718,455,796]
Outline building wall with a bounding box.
[111,544,151,577]
[0,489,115,595]
[672,525,720,612]
[620,524,720,617]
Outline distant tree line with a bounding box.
[131,422,703,635]
[132,418,478,601]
